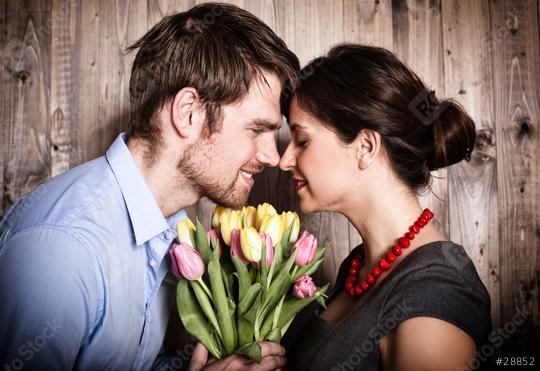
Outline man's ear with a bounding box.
[170,87,202,139]
[354,129,382,170]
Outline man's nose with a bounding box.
[256,135,280,167]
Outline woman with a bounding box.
[280,45,492,370]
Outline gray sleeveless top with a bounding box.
[283,241,492,370]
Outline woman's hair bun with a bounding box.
[427,99,476,171]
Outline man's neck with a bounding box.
[127,137,199,218]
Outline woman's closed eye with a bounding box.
[294,135,309,148]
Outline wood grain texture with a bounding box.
[50,0,80,176]
[2,0,52,212]
[441,0,501,331]
[1,0,6,216]
[392,0,450,236]
[490,0,540,355]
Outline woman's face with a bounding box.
[279,97,358,213]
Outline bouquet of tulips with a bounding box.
[169,203,328,362]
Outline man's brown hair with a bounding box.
[127,2,299,147]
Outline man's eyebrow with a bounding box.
[251,119,282,131]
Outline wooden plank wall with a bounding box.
[1,0,538,359]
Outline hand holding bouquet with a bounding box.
[170,203,328,362]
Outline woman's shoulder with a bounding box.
[380,240,492,349]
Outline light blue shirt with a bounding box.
[0,133,187,370]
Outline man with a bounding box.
[0,3,299,370]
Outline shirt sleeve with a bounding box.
[0,227,101,370]
[379,259,492,349]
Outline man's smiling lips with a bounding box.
[293,177,307,192]
[239,170,257,187]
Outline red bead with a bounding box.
[378,259,391,271]
[346,275,356,285]
[385,251,396,264]
[349,267,358,275]
[372,267,382,277]
[405,232,415,240]
[354,286,362,296]
[347,287,355,297]
[392,245,402,256]
[398,237,411,248]
[366,273,375,285]
[410,225,420,234]
[345,281,353,291]
[351,259,360,268]
[424,208,431,213]
[416,220,426,228]
[360,281,368,291]
[425,211,434,220]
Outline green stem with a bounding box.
[291,265,298,279]
[164,277,178,286]
[197,278,213,301]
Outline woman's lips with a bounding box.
[294,180,307,192]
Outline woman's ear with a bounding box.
[355,129,382,170]
[170,87,203,139]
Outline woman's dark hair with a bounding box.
[294,44,476,192]
[127,2,300,148]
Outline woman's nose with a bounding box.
[279,142,296,172]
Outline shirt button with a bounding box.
[165,229,176,240]
[149,260,157,268]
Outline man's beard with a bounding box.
[177,141,249,209]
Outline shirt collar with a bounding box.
[106,133,186,246]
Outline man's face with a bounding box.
[179,70,283,209]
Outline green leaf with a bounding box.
[279,222,294,257]
[191,279,222,338]
[231,256,250,302]
[243,291,262,323]
[176,280,222,359]
[237,317,254,348]
[238,283,262,316]
[221,266,234,300]
[277,296,319,333]
[257,273,291,339]
[195,219,212,265]
[260,240,268,289]
[235,342,262,363]
[208,256,238,355]
[265,327,281,343]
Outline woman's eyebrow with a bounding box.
[289,123,305,132]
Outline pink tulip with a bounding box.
[207,228,221,256]
[292,231,318,266]
[293,275,317,299]
[230,228,248,264]
[169,242,205,280]
[259,232,274,267]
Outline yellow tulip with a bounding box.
[241,206,257,228]
[176,218,196,246]
[240,227,262,263]
[255,203,277,229]
[220,209,243,246]
[281,211,300,244]
[259,214,282,247]
[211,205,229,229]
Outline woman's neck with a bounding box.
[342,184,446,272]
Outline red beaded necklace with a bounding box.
[345,208,434,298]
